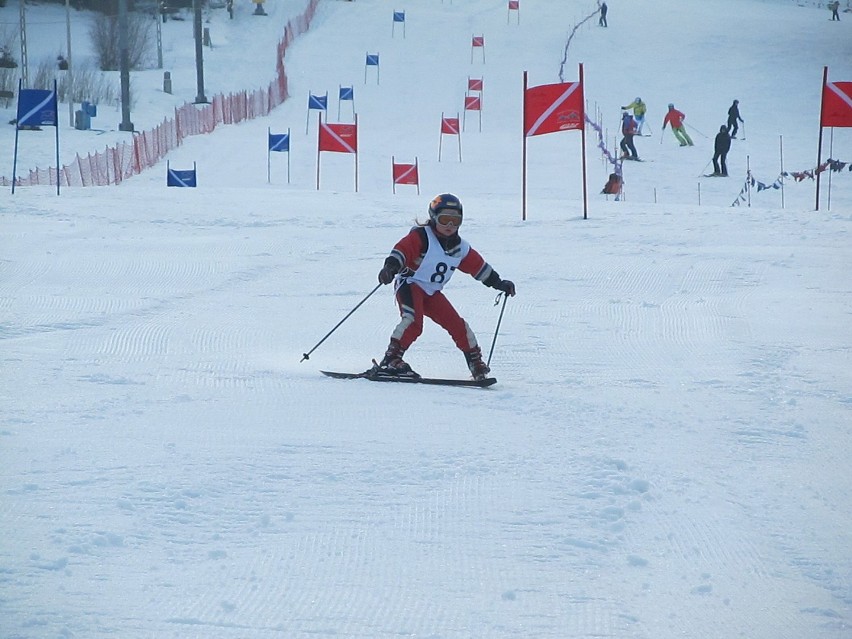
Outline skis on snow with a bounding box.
[321,369,497,388]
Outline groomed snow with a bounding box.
[1,0,851,638]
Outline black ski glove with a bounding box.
[378,257,400,285]
[497,279,516,296]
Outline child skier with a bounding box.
[619,110,639,160]
[376,193,516,380]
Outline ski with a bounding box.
[321,370,497,388]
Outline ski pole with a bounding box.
[301,283,382,362]
[486,292,509,367]
[698,158,713,177]
[687,123,708,139]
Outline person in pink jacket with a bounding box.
[662,103,694,146]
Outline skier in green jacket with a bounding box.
[621,97,647,135]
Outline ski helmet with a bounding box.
[635,97,641,103]
[428,193,463,223]
[668,103,675,109]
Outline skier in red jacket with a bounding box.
[662,103,694,146]
[376,193,516,380]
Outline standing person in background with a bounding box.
[599,2,608,27]
[712,125,731,177]
[621,97,647,135]
[619,111,639,160]
[727,99,744,139]
[662,103,694,146]
[829,1,840,20]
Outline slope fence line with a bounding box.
[2,0,320,188]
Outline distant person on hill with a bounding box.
[662,103,694,147]
[727,100,744,139]
[712,125,731,177]
[829,1,840,20]
[621,97,647,135]
[619,111,639,160]
[599,2,608,27]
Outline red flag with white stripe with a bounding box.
[319,121,357,153]
[821,81,852,127]
[524,80,584,137]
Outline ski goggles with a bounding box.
[435,212,462,227]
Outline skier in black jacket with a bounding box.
[712,126,731,176]
[727,100,744,139]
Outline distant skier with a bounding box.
[829,0,840,20]
[662,103,694,146]
[727,100,744,139]
[599,2,608,27]
[712,125,731,176]
[376,193,516,381]
[621,97,647,135]
[619,111,639,160]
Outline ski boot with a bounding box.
[464,346,491,381]
[374,339,418,377]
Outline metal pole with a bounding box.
[19,0,28,88]
[301,283,383,362]
[118,0,134,131]
[65,0,74,127]
[156,5,163,69]
[193,0,207,103]
[486,293,509,368]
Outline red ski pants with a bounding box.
[391,282,478,352]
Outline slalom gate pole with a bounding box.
[300,283,382,362]
[486,292,509,367]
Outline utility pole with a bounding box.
[118,0,134,131]
[193,0,207,103]
[65,0,74,127]
[19,0,28,87]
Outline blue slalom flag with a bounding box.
[17,87,58,127]
[393,11,405,22]
[167,163,197,187]
[269,132,290,152]
[339,86,354,101]
[366,54,379,66]
[308,93,328,111]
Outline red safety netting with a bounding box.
[1,0,318,188]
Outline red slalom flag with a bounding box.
[821,81,852,127]
[319,121,357,153]
[464,95,481,111]
[393,162,418,185]
[468,77,483,92]
[441,116,460,135]
[524,80,584,137]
